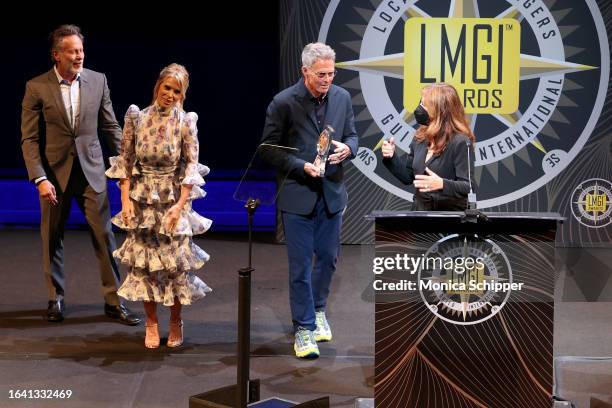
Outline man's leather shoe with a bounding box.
[104,303,141,326]
[47,296,65,322]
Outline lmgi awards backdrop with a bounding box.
[278,0,612,246]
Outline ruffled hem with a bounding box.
[118,270,212,306]
[159,210,213,237]
[129,174,177,204]
[123,168,208,205]
[114,237,210,272]
[181,163,209,186]
[111,205,212,237]
[106,156,130,179]
[190,185,206,201]
[108,159,209,205]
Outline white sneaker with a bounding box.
[294,327,320,359]
[313,311,332,342]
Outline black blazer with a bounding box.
[260,79,358,215]
[383,133,476,210]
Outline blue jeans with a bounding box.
[282,196,343,332]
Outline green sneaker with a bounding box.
[294,328,319,359]
[314,311,332,342]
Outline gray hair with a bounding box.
[301,42,336,67]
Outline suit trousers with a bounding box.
[40,159,121,305]
[281,195,343,332]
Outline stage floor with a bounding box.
[0,230,374,408]
[1,230,612,407]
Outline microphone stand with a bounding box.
[462,140,488,224]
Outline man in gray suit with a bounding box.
[21,24,140,325]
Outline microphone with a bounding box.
[465,140,477,210]
[462,140,486,223]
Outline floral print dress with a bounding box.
[106,103,212,306]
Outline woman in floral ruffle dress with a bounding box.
[106,63,211,348]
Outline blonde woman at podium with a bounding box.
[382,83,476,210]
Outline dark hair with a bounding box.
[49,24,84,59]
[414,83,475,155]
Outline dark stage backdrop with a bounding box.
[280,0,612,246]
[2,4,279,179]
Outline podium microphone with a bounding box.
[466,140,477,210]
[462,140,487,223]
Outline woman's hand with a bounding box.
[121,199,135,224]
[381,137,396,158]
[414,167,443,193]
[165,204,183,232]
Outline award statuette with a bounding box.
[313,125,335,176]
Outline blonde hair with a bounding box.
[152,63,190,108]
[415,83,475,154]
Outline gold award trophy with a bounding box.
[313,125,335,176]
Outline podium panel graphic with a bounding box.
[371,211,562,408]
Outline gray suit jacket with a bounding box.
[261,80,358,215]
[21,68,122,193]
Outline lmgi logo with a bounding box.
[585,193,606,213]
[417,234,513,326]
[404,18,520,114]
[571,179,612,228]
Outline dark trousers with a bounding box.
[281,196,343,332]
[40,160,121,305]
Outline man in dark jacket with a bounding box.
[261,42,358,358]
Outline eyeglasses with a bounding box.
[311,70,337,79]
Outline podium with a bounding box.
[369,211,563,408]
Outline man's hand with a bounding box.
[304,162,321,178]
[37,180,58,206]
[328,140,351,165]
[381,137,395,159]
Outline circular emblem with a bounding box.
[417,234,512,325]
[571,178,612,228]
[319,0,609,208]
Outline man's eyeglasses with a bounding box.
[312,70,337,79]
